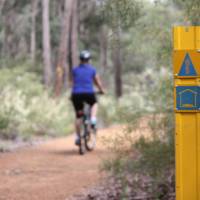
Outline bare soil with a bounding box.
[0,127,118,200]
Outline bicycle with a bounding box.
[78,92,103,155]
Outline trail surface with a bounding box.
[0,127,118,200]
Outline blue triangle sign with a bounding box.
[178,53,197,76]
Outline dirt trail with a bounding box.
[0,127,118,200]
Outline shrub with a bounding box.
[0,66,73,140]
[102,70,175,198]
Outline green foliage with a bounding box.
[122,1,183,78]
[133,120,174,178]
[0,66,73,140]
[0,113,10,130]
[0,66,43,96]
[103,76,174,167]
[99,90,145,126]
[172,0,200,25]
[100,2,177,196]
[102,74,175,198]
[101,0,141,29]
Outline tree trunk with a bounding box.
[0,0,6,13]
[55,0,73,97]
[42,0,52,88]
[3,9,15,58]
[31,0,39,63]
[70,0,79,68]
[99,25,108,74]
[113,26,122,98]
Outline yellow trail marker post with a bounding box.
[173,26,200,200]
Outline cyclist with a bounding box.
[71,50,105,145]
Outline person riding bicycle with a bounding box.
[71,50,105,145]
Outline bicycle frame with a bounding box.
[78,103,96,155]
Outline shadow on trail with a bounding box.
[49,149,78,156]
[49,148,107,157]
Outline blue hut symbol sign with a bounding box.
[179,89,197,108]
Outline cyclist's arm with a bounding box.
[94,75,105,94]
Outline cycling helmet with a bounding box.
[80,50,91,61]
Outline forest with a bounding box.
[0,0,199,199]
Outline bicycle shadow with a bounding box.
[49,149,78,157]
[49,148,107,157]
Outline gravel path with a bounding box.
[0,127,118,200]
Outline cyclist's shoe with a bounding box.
[91,123,96,130]
[75,137,81,146]
[90,118,97,131]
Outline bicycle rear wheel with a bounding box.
[84,127,97,151]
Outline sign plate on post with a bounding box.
[178,53,197,76]
[176,86,200,110]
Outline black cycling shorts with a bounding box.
[71,93,97,118]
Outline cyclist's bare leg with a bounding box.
[91,103,98,125]
[74,118,82,145]
[75,118,81,137]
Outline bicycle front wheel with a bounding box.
[84,127,97,151]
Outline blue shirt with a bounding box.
[72,64,96,94]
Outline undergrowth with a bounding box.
[102,74,175,199]
[0,65,73,140]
